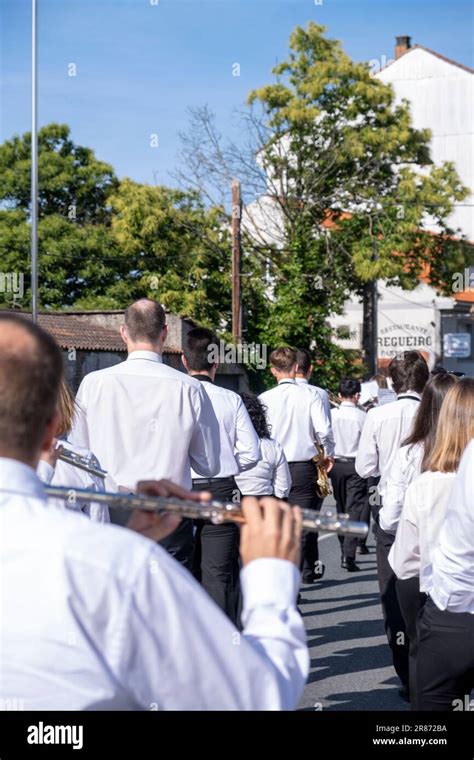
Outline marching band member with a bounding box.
[416,438,474,711]
[69,299,220,567]
[235,393,292,499]
[259,347,334,584]
[295,347,332,418]
[389,379,474,708]
[356,350,429,699]
[329,378,367,572]
[181,328,260,624]
[37,379,109,523]
[0,314,308,711]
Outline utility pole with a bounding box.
[231,178,242,343]
[362,280,378,377]
[31,0,39,322]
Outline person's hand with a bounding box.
[239,497,302,568]
[324,456,335,474]
[126,479,212,542]
[40,440,63,468]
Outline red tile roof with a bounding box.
[0,311,181,354]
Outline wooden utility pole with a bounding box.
[231,178,242,343]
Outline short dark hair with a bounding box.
[183,327,218,371]
[388,351,429,394]
[295,348,311,375]
[124,299,166,342]
[339,378,361,398]
[270,347,297,372]
[240,393,271,439]
[0,314,63,459]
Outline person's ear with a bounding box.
[181,354,189,372]
[119,325,128,345]
[162,324,168,344]
[270,366,278,379]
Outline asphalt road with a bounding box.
[298,499,409,712]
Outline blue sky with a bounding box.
[1,0,473,186]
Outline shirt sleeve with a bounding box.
[388,485,420,580]
[69,380,90,450]
[234,398,261,472]
[273,441,292,499]
[310,394,333,456]
[187,384,220,477]
[355,410,379,479]
[379,448,407,534]
[114,548,308,711]
[36,460,55,485]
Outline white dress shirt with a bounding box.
[259,380,334,461]
[330,402,366,458]
[379,442,424,534]
[0,457,309,710]
[422,440,474,614]
[190,378,259,479]
[295,378,335,455]
[70,351,220,491]
[235,437,292,498]
[388,470,456,588]
[355,392,421,496]
[36,440,110,523]
[295,378,331,417]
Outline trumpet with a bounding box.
[312,441,332,499]
[44,485,369,538]
[57,447,107,479]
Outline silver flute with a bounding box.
[44,485,369,537]
[56,449,107,479]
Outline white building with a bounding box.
[331,37,474,371]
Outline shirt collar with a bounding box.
[295,377,308,384]
[0,457,46,501]
[127,350,163,363]
[192,374,214,384]
[278,378,296,385]
[340,401,357,407]
[397,391,421,400]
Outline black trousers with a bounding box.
[159,519,194,570]
[329,459,368,559]
[396,576,427,709]
[416,597,474,711]
[358,475,379,546]
[375,524,410,687]
[191,477,241,626]
[288,460,323,580]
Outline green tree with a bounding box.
[178,23,470,387]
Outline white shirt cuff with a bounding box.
[240,558,300,611]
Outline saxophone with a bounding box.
[312,441,332,499]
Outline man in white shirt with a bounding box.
[70,299,220,567]
[329,378,368,572]
[259,347,334,584]
[417,440,474,711]
[295,347,332,418]
[0,313,308,710]
[356,350,429,698]
[182,327,260,623]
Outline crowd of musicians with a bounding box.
[0,299,472,711]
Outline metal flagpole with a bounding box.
[31,0,38,322]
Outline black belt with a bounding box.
[334,457,355,462]
[192,476,235,485]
